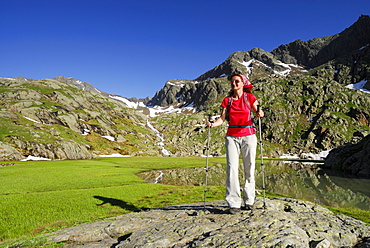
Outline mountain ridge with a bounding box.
[1,15,370,166]
[148,15,370,112]
[146,14,370,167]
[272,14,370,69]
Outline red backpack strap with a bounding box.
[228,96,233,108]
[243,92,251,110]
[244,93,255,126]
[244,92,252,110]
[225,97,232,121]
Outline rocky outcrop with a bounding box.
[324,134,370,177]
[148,15,370,158]
[53,76,106,96]
[257,68,370,155]
[0,77,161,160]
[151,67,370,157]
[0,142,25,161]
[192,15,370,84]
[148,79,229,111]
[272,15,370,69]
[194,48,305,82]
[46,198,370,247]
[9,138,95,160]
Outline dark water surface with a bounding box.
[259,161,370,210]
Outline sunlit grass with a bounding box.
[0,157,225,245]
[327,206,370,224]
[0,157,368,248]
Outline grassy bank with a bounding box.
[0,157,368,247]
[0,157,226,246]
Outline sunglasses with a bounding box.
[230,80,242,84]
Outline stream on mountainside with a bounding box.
[138,160,370,211]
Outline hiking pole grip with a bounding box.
[208,114,213,125]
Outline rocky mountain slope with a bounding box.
[53,75,106,96]
[272,14,370,69]
[149,15,370,159]
[1,15,370,163]
[0,77,162,160]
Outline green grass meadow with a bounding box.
[0,157,226,246]
[1,157,369,247]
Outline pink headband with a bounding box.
[233,74,253,88]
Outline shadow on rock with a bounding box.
[93,195,142,212]
[159,200,236,215]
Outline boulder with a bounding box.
[0,142,25,161]
[324,134,370,177]
[45,198,370,247]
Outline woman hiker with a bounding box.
[206,73,264,214]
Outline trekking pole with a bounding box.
[203,114,212,210]
[257,105,266,209]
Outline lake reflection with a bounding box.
[139,160,370,210]
[258,160,370,210]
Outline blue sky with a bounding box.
[1,0,369,98]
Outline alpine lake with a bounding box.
[138,159,370,211]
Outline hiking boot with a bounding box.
[242,205,254,211]
[228,208,241,215]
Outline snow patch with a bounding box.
[82,129,90,135]
[110,95,146,109]
[147,105,196,118]
[102,135,115,141]
[24,116,41,124]
[21,155,51,161]
[167,81,185,87]
[166,80,200,87]
[308,115,316,122]
[345,80,370,94]
[201,154,214,157]
[98,154,131,157]
[279,154,300,159]
[23,116,51,125]
[279,150,331,164]
[239,59,254,74]
[239,59,306,76]
[301,150,331,160]
[359,44,369,50]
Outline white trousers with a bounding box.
[225,134,257,208]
